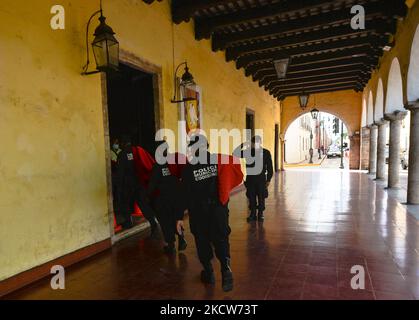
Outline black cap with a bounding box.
[120,134,132,144]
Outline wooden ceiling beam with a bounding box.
[226,22,393,61]
[273,81,363,96]
[276,85,361,100]
[263,68,370,89]
[142,0,163,4]
[273,81,362,97]
[244,47,376,76]
[253,56,376,81]
[195,0,343,40]
[263,70,369,90]
[236,38,383,69]
[211,1,403,51]
[172,0,230,24]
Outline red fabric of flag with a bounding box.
[217,154,244,205]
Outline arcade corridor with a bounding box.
[5,170,418,300]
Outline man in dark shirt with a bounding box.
[233,135,273,222]
[177,133,233,292]
[114,135,157,231]
[148,140,187,255]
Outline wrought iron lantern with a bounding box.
[82,3,119,75]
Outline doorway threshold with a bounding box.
[112,221,150,244]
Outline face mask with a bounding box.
[254,142,261,149]
[113,144,119,150]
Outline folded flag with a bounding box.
[132,146,156,188]
[217,154,244,205]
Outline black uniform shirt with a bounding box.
[233,146,273,182]
[148,163,179,200]
[115,146,139,190]
[181,152,219,210]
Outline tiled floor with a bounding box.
[4,169,419,300]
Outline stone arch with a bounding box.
[407,24,419,102]
[283,109,352,137]
[385,58,404,113]
[367,91,374,125]
[374,79,384,122]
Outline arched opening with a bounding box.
[386,57,410,162]
[375,79,390,173]
[407,24,419,102]
[360,95,369,170]
[386,58,404,113]
[284,111,350,169]
[367,91,374,125]
[361,96,367,127]
[375,79,384,122]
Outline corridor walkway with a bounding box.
[4,170,418,300]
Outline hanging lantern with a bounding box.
[299,91,310,110]
[92,15,119,72]
[311,108,320,120]
[82,7,119,75]
[171,62,197,103]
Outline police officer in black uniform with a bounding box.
[233,135,273,222]
[115,135,158,232]
[148,140,187,255]
[177,133,233,292]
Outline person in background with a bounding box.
[111,138,122,169]
[111,137,123,226]
[233,135,273,222]
[115,135,157,231]
[177,133,234,292]
[148,140,187,255]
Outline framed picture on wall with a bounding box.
[179,85,203,134]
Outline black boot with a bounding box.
[257,211,265,221]
[178,234,187,251]
[200,263,215,285]
[149,220,159,239]
[122,218,133,230]
[221,259,234,292]
[163,242,176,255]
[247,212,257,222]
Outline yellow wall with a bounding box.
[0,0,280,281]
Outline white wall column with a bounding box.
[384,111,407,188]
[375,119,388,180]
[368,124,378,175]
[405,102,419,204]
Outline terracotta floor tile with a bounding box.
[5,170,418,300]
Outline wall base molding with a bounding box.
[0,238,111,298]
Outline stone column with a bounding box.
[349,132,360,170]
[405,101,419,204]
[375,119,388,180]
[368,124,378,175]
[384,111,407,188]
[280,133,285,171]
[360,127,370,170]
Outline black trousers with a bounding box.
[116,184,156,227]
[189,203,231,268]
[245,178,266,215]
[153,199,178,244]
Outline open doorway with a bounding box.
[246,109,255,141]
[107,63,156,153]
[106,62,157,235]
